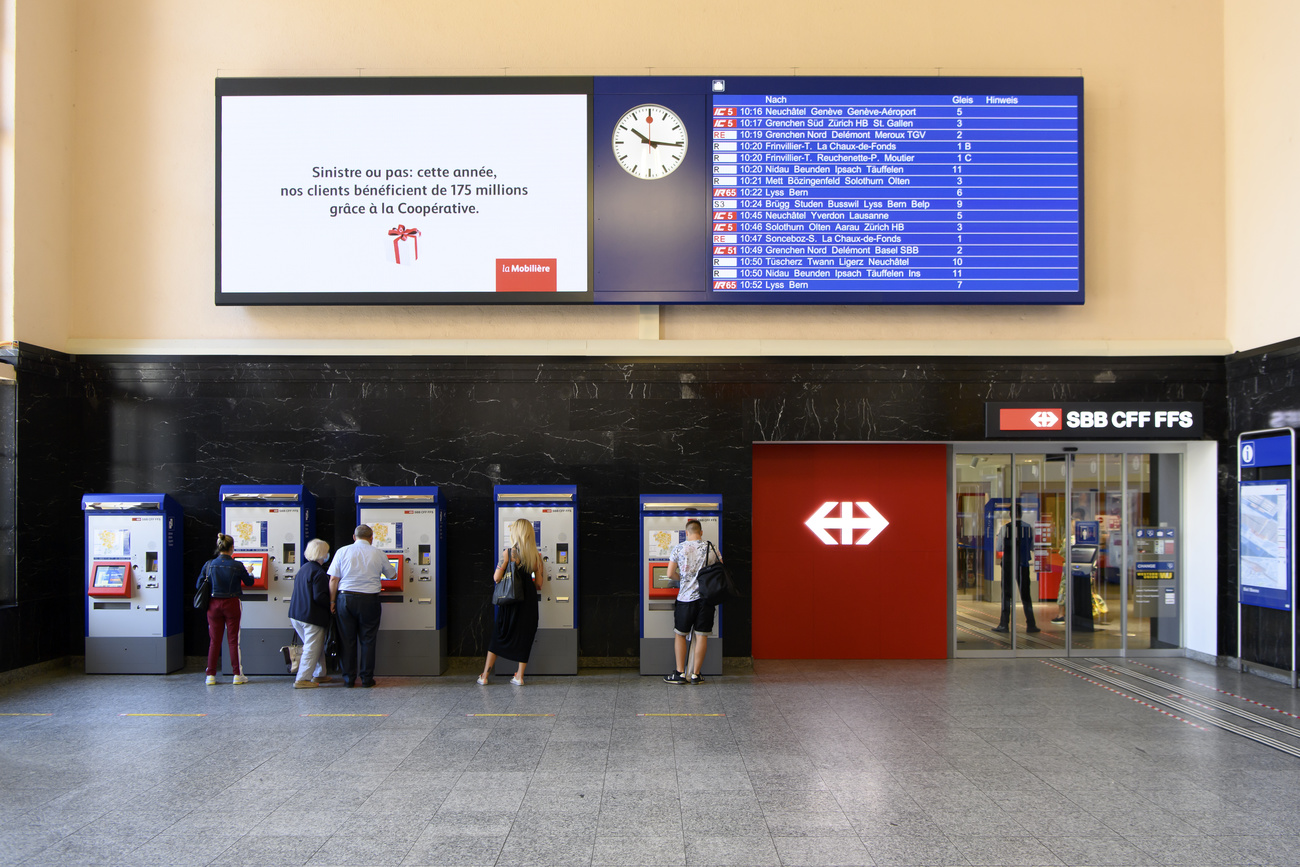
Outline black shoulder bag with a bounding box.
[492,546,527,606]
[695,541,738,606]
[192,562,212,610]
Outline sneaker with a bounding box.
[312,675,334,684]
[1026,626,1041,633]
[663,671,687,685]
[232,674,249,685]
[204,675,218,686]
[688,673,707,685]
[293,680,319,689]
[990,625,1009,633]
[1051,617,1065,624]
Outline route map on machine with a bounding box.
[708,93,1079,296]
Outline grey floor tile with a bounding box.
[1126,834,1257,865]
[1040,835,1160,867]
[684,834,780,867]
[400,833,505,867]
[207,833,325,867]
[591,835,687,867]
[860,835,969,866]
[772,835,875,866]
[497,831,596,866]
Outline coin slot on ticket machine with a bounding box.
[233,552,269,590]
[88,561,133,598]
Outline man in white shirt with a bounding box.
[662,519,719,685]
[328,524,396,687]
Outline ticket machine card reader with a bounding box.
[383,553,404,592]
[88,561,133,598]
[233,552,269,590]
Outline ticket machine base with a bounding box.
[375,628,447,676]
[223,626,295,675]
[640,637,722,677]
[85,635,183,674]
[494,627,578,676]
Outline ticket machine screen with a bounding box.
[648,561,677,598]
[233,553,269,590]
[383,553,404,591]
[88,561,132,597]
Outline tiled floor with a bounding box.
[4,657,1300,866]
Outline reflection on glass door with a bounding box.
[955,450,1182,656]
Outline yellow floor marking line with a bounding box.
[0,712,53,716]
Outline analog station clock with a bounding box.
[611,103,688,180]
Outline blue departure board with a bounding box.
[708,93,1080,300]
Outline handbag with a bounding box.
[492,546,527,606]
[192,563,211,610]
[695,541,738,605]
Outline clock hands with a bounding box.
[628,127,683,149]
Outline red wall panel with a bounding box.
[752,443,949,659]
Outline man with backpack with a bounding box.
[663,519,721,685]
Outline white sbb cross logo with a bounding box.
[1030,411,1059,428]
[805,501,890,546]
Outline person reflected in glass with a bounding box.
[993,505,1038,633]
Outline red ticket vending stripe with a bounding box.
[999,407,1063,431]
[496,259,557,292]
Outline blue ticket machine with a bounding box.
[355,486,446,675]
[493,485,578,675]
[218,484,316,675]
[82,494,184,673]
[639,495,723,676]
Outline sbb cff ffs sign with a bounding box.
[986,402,1203,439]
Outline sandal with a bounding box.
[476,674,490,685]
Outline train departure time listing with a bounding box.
[708,94,1080,296]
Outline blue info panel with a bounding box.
[594,76,1082,305]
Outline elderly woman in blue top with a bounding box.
[288,538,332,688]
[327,525,396,688]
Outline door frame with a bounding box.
[951,441,1197,659]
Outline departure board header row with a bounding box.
[217,76,1082,306]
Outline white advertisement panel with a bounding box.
[220,90,589,300]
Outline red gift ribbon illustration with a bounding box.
[388,225,420,264]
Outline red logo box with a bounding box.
[496,259,557,292]
[999,407,1063,431]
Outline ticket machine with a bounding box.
[355,486,446,675]
[219,484,316,674]
[493,485,578,675]
[638,495,723,676]
[82,494,184,673]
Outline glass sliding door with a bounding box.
[955,447,1183,657]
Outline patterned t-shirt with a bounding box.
[668,538,715,603]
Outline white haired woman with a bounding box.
[287,538,333,688]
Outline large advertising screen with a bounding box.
[218,78,593,305]
[218,76,1081,306]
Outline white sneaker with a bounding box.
[232,674,249,685]
[204,675,218,686]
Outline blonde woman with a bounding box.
[478,518,544,686]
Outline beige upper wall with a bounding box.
[14,0,1236,355]
[1225,0,1300,354]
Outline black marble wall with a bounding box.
[1,344,1237,673]
[1226,336,1300,669]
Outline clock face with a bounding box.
[611,103,688,180]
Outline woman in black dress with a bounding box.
[478,518,543,686]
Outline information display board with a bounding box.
[1239,481,1292,611]
[219,76,1081,306]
